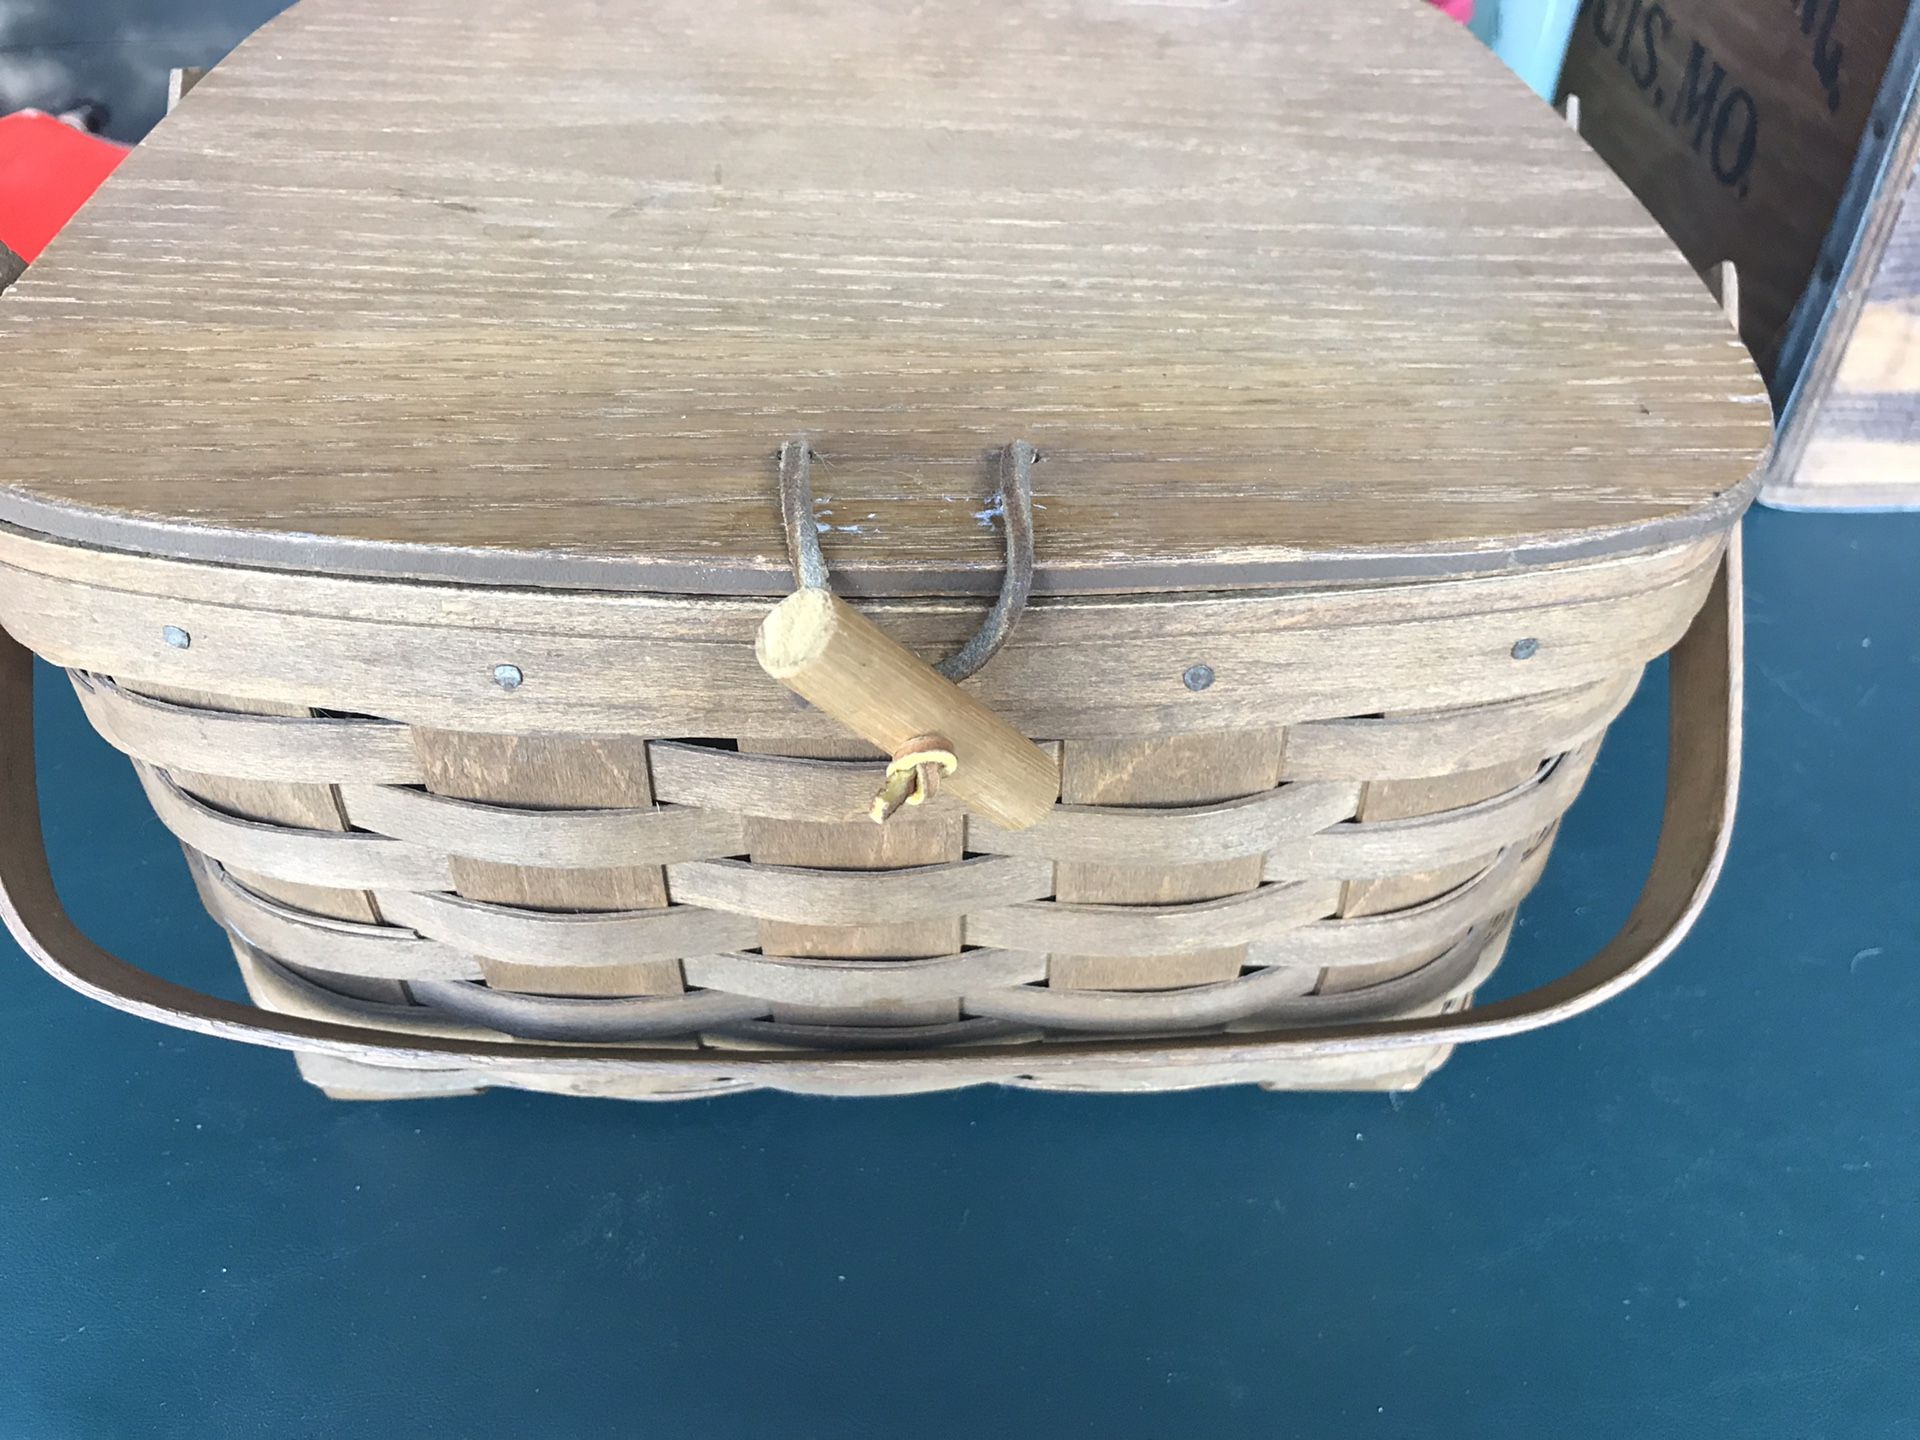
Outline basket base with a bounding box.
[291,1048,1453,1102]
[231,919,1503,1101]
[295,1053,487,1102]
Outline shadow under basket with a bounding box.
[0,525,1742,1101]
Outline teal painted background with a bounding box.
[3,508,1916,1437]
[1471,0,1583,99]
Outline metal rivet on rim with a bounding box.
[1183,663,1215,692]
[1511,638,1539,660]
[161,625,191,650]
[492,663,524,691]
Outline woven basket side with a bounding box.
[70,664,1637,1069]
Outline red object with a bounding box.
[1429,0,1475,19]
[0,110,130,262]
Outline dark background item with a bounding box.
[2,508,1914,1436]
[1764,16,1920,509]
[1768,149,1920,508]
[0,0,288,144]
[1559,0,1918,387]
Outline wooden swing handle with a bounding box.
[0,536,1741,1084]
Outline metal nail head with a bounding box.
[1183,663,1215,692]
[1511,638,1539,661]
[162,625,191,650]
[492,663,524,691]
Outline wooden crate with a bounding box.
[1560,0,1918,381]
[1560,0,1920,506]
[1767,76,1920,506]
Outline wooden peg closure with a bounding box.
[755,588,1059,831]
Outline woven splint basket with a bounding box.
[0,0,1769,1099]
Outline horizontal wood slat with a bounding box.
[138,764,453,891]
[0,522,1722,641]
[665,856,1056,927]
[1261,745,1595,880]
[682,949,1050,1007]
[339,784,747,868]
[967,880,1343,958]
[375,888,755,967]
[73,672,423,783]
[0,548,1711,738]
[967,925,1490,1033]
[1249,840,1548,971]
[972,779,1361,865]
[1276,671,1638,781]
[196,864,476,981]
[648,742,970,824]
[407,980,769,1041]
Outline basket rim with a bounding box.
[0,468,1759,601]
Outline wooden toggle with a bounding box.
[755,588,1059,831]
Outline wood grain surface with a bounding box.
[0,0,1766,596]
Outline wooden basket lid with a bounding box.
[0,0,1772,598]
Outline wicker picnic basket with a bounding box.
[0,0,1769,1099]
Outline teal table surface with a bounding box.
[2,508,1914,1439]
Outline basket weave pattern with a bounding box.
[69,662,1638,1088]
